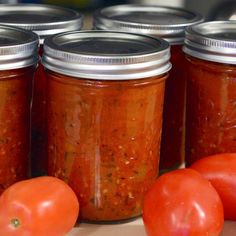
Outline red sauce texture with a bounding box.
[0,66,34,194]
[46,70,167,222]
[185,56,236,166]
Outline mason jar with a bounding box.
[0,4,83,176]
[42,31,171,222]
[93,4,203,172]
[183,21,236,165]
[0,25,38,194]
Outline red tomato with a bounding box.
[0,176,79,236]
[143,168,224,236]
[190,153,236,220]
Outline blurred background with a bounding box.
[0,0,235,23]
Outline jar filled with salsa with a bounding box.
[0,4,83,176]
[183,21,236,165]
[93,4,203,172]
[43,31,171,222]
[0,25,38,194]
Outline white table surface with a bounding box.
[66,218,236,236]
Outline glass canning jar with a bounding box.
[0,25,38,194]
[93,4,203,172]
[183,21,236,165]
[42,30,171,222]
[0,4,83,176]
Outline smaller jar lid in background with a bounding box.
[93,4,203,45]
[0,4,83,44]
[42,30,171,80]
[0,25,39,70]
[183,21,236,65]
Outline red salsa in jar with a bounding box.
[94,4,203,172]
[0,25,38,194]
[43,31,171,222]
[183,21,236,165]
[0,4,83,176]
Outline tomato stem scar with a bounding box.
[11,218,20,228]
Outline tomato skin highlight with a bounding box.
[0,176,79,236]
[142,168,224,236]
[190,153,236,220]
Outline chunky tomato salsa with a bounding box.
[47,70,167,221]
[185,56,236,165]
[0,67,34,194]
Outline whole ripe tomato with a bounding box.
[0,176,79,236]
[190,153,236,220]
[143,168,224,236]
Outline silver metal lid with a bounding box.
[93,4,203,45]
[183,21,236,64]
[42,30,171,80]
[0,25,38,70]
[0,4,83,44]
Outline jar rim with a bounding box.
[183,21,236,64]
[93,4,203,45]
[0,4,83,44]
[0,24,39,70]
[42,30,171,80]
